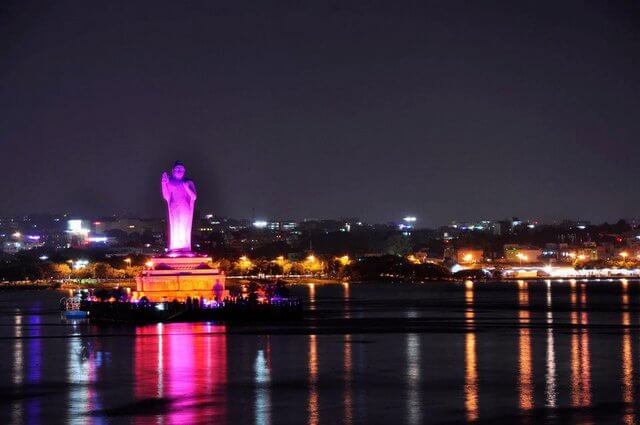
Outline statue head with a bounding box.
[172,161,186,180]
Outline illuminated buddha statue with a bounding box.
[161,161,197,253]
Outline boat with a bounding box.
[61,294,90,319]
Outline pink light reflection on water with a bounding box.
[134,323,227,425]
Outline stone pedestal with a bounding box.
[133,255,227,302]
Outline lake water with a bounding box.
[1,279,639,424]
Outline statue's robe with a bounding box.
[165,179,195,252]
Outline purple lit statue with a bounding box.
[161,161,197,253]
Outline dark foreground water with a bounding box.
[1,279,640,424]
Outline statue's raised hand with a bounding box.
[161,172,169,184]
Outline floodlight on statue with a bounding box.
[161,160,197,253]
[133,161,227,302]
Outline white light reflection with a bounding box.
[545,280,557,408]
[405,333,421,425]
[157,323,164,398]
[254,348,271,425]
[343,334,353,425]
[67,331,90,424]
[12,314,23,424]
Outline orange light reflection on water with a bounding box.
[518,282,533,411]
[621,281,634,424]
[570,284,591,408]
[464,280,479,422]
[308,334,319,425]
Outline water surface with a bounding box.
[1,279,639,424]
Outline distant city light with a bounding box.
[403,216,417,223]
[39,255,48,261]
[87,236,108,243]
[253,220,268,228]
[67,219,89,236]
[12,231,21,238]
[68,220,82,233]
[72,259,89,270]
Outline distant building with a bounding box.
[0,229,45,253]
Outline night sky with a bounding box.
[2,1,640,226]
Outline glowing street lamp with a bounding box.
[620,252,629,260]
[124,258,132,266]
[407,254,421,264]
[306,255,316,262]
[516,252,528,265]
[337,255,351,266]
[238,256,253,272]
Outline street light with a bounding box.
[124,258,132,266]
[620,252,629,260]
[516,252,528,265]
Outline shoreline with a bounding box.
[3,275,640,292]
